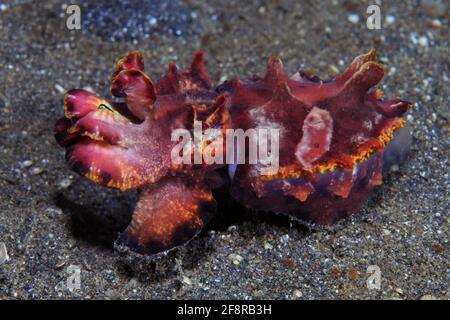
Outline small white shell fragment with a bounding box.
[264,242,273,250]
[0,242,10,264]
[30,167,44,175]
[20,160,33,168]
[385,15,396,25]
[54,83,66,94]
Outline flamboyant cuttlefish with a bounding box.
[55,50,411,255]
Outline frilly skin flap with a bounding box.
[55,50,411,255]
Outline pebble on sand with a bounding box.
[293,289,303,299]
[58,178,72,189]
[182,275,193,286]
[264,242,273,250]
[347,14,360,24]
[20,160,33,168]
[228,254,244,265]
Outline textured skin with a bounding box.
[55,50,411,255]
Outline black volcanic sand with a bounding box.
[0,0,448,299]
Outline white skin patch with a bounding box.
[295,106,333,168]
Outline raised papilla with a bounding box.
[54,50,411,255]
